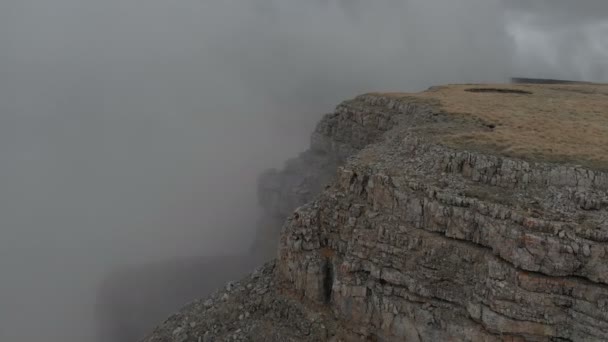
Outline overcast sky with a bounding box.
[0,1,606,341]
[505,0,608,81]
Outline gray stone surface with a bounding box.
[252,96,405,260]
[144,93,608,341]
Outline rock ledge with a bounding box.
[144,84,608,342]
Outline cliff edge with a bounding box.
[144,83,608,341]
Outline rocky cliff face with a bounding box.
[144,84,608,341]
[252,96,404,259]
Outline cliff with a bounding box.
[143,83,608,341]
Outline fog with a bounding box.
[506,1,608,82]
[0,0,606,341]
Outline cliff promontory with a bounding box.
[144,83,608,341]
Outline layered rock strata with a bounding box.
[145,84,608,341]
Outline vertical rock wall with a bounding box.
[277,95,608,341]
[144,91,608,342]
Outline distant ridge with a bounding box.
[511,77,589,84]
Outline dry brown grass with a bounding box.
[379,83,608,170]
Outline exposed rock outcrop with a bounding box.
[252,96,405,259]
[144,83,608,341]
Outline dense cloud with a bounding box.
[507,0,608,25]
[211,0,511,106]
[505,0,608,81]
[0,1,605,341]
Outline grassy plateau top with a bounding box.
[375,83,608,170]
